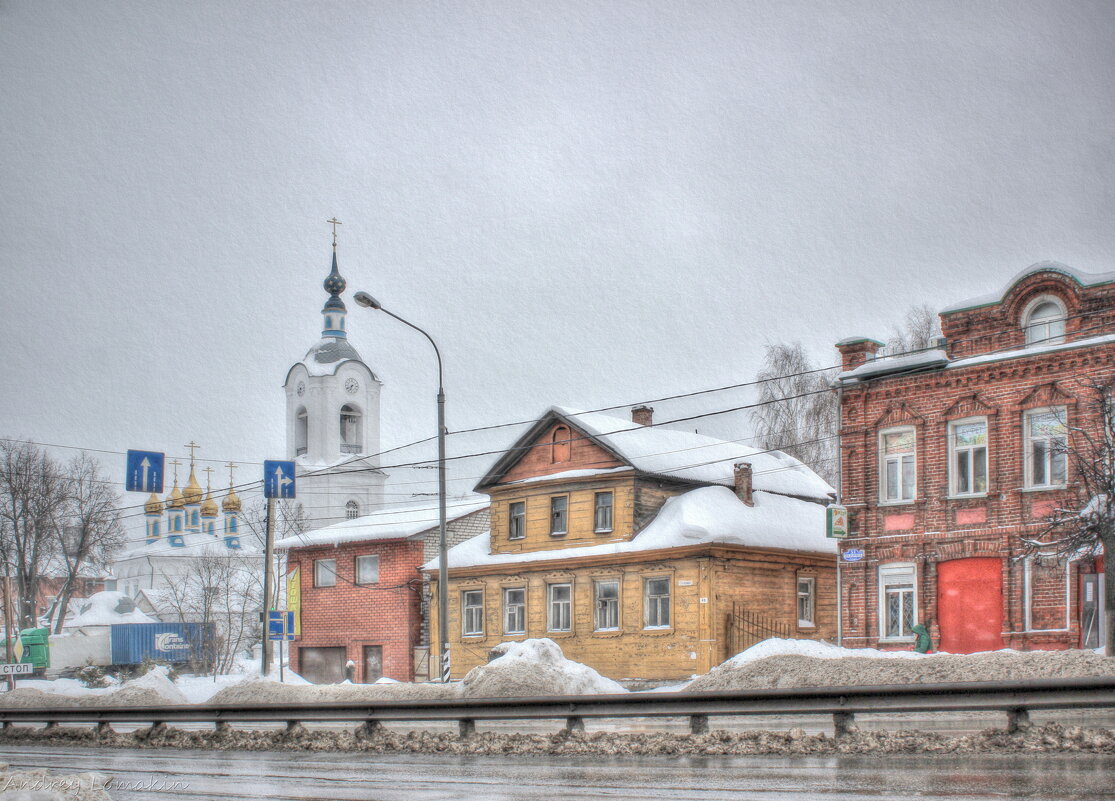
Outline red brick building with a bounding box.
[276,499,489,683]
[834,261,1110,653]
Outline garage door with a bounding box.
[298,647,346,684]
[937,558,1003,653]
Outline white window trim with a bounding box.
[797,576,816,627]
[643,576,672,630]
[550,496,568,536]
[355,554,379,585]
[593,491,614,533]
[593,578,621,631]
[878,426,917,505]
[461,589,484,636]
[502,587,526,635]
[1021,294,1067,347]
[878,562,917,642]
[948,416,989,498]
[547,582,572,632]
[1023,406,1069,490]
[1021,556,1071,633]
[314,558,337,588]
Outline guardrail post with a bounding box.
[147,722,166,739]
[357,720,384,738]
[214,720,230,735]
[285,720,304,737]
[458,719,475,738]
[43,721,57,730]
[1,721,10,731]
[564,716,585,733]
[833,712,856,738]
[689,714,709,735]
[1007,707,1031,733]
[95,722,112,738]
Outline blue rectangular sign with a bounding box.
[263,460,296,499]
[125,450,164,493]
[268,610,295,641]
[842,548,865,562]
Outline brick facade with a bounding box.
[835,264,1112,652]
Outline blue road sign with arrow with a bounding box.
[125,450,165,493]
[268,610,296,641]
[263,460,296,499]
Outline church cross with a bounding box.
[203,466,214,491]
[327,217,342,248]
[170,459,182,484]
[184,441,201,466]
[226,461,237,487]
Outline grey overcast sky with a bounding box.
[2,1,1114,532]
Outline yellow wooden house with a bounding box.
[424,405,838,681]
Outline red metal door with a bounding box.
[937,558,1004,653]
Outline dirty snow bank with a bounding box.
[208,676,455,705]
[688,639,1115,692]
[459,639,626,698]
[0,765,113,800]
[0,666,187,708]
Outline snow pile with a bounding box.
[459,639,626,698]
[108,665,187,705]
[208,675,454,705]
[688,638,1115,692]
[0,666,187,708]
[62,592,154,628]
[0,766,112,801]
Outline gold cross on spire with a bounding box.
[327,217,342,249]
[184,441,200,466]
[226,461,237,487]
[203,466,214,491]
[170,459,182,484]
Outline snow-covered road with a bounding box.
[1,746,1111,800]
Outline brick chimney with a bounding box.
[835,337,884,372]
[733,462,754,506]
[631,406,654,426]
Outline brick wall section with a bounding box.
[287,537,424,682]
[836,268,1114,652]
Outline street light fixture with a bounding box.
[353,291,451,683]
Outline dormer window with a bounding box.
[551,425,572,463]
[1023,296,1066,346]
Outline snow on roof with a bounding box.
[507,466,634,485]
[422,486,834,572]
[947,332,1115,370]
[276,497,490,550]
[835,348,949,384]
[537,406,834,501]
[116,533,259,560]
[64,591,156,628]
[297,337,371,377]
[941,261,1115,314]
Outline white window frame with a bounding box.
[502,587,526,635]
[797,576,816,627]
[547,583,572,632]
[346,500,360,520]
[461,589,484,636]
[314,558,337,588]
[948,417,989,497]
[550,496,568,536]
[593,579,620,631]
[644,576,671,629]
[593,491,614,533]
[1022,556,1071,633]
[1022,294,1066,346]
[508,501,525,540]
[879,426,917,504]
[1024,406,1068,489]
[878,563,917,641]
[355,554,379,585]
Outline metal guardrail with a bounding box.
[0,676,1111,737]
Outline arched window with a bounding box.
[346,500,359,520]
[1023,296,1066,346]
[551,425,572,463]
[340,405,362,453]
[295,407,308,456]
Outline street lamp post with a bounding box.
[353,291,451,682]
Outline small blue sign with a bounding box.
[263,460,296,499]
[842,548,865,562]
[125,450,164,493]
[268,610,296,641]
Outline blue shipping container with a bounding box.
[109,622,213,665]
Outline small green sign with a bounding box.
[827,505,849,539]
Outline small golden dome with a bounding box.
[166,482,185,509]
[221,487,241,513]
[183,467,204,505]
[144,493,163,514]
[201,491,219,518]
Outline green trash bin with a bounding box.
[18,627,50,671]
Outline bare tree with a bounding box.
[750,342,838,486]
[51,453,125,633]
[0,441,65,627]
[1020,383,1114,655]
[885,304,942,356]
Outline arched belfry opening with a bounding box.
[340,404,362,454]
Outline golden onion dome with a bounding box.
[144,493,164,514]
[201,491,219,518]
[183,468,204,505]
[166,482,185,509]
[221,487,241,513]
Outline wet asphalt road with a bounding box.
[1,746,1112,800]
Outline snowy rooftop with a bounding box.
[297,336,372,377]
[941,261,1115,314]
[64,591,157,628]
[116,533,259,560]
[490,406,834,502]
[276,496,490,550]
[835,348,949,383]
[422,486,835,572]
